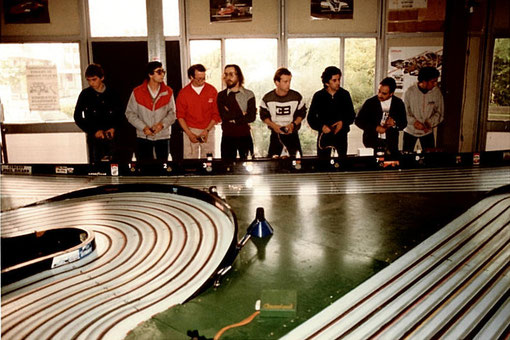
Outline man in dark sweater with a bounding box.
[217,64,256,160]
[74,64,122,163]
[308,66,355,158]
[355,77,407,156]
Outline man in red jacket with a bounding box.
[176,64,221,159]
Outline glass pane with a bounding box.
[88,0,147,37]
[163,0,180,36]
[344,38,376,155]
[189,40,222,90]
[0,43,82,122]
[488,38,510,121]
[288,38,340,156]
[225,38,278,157]
[344,38,376,110]
[486,132,510,151]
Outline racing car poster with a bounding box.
[4,0,50,24]
[311,0,353,19]
[388,46,443,93]
[210,0,252,23]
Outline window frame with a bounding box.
[480,34,510,151]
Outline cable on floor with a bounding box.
[213,310,260,340]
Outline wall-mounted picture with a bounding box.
[3,0,50,24]
[388,46,443,93]
[210,0,253,23]
[311,0,353,19]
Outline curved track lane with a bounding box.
[1,185,237,340]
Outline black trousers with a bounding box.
[136,138,170,162]
[221,135,254,160]
[317,132,348,159]
[87,135,116,163]
[403,132,435,152]
[268,131,302,157]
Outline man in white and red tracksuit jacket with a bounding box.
[125,61,176,162]
[176,64,221,159]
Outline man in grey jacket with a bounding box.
[403,66,444,152]
[125,61,176,162]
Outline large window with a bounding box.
[288,37,376,155]
[288,38,340,155]
[0,43,82,123]
[163,0,180,36]
[344,38,376,155]
[189,37,376,157]
[88,0,147,37]
[488,38,510,122]
[344,38,376,110]
[225,39,278,157]
[189,40,222,90]
[486,37,510,151]
[189,39,278,157]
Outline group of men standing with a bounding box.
[74,62,443,163]
[356,66,444,156]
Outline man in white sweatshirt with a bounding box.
[403,66,444,152]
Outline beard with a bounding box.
[226,81,238,89]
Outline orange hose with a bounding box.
[213,310,260,340]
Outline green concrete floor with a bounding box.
[125,191,484,340]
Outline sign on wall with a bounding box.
[388,46,442,93]
[26,65,60,111]
[311,0,353,19]
[389,0,428,9]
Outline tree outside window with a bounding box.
[489,38,510,121]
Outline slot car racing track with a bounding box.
[1,165,510,339]
[1,185,237,340]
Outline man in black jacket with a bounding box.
[308,66,355,158]
[355,77,407,157]
[74,64,122,163]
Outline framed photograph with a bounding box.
[311,0,353,20]
[210,0,253,23]
[4,0,50,24]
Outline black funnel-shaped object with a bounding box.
[248,207,274,238]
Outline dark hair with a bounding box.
[224,64,244,86]
[321,66,342,86]
[145,61,163,80]
[380,77,397,93]
[187,64,206,79]
[85,64,104,78]
[273,67,292,82]
[418,66,440,82]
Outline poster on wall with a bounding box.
[388,46,442,93]
[26,65,60,111]
[3,0,50,24]
[311,0,353,19]
[388,0,427,9]
[210,0,252,23]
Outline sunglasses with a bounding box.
[154,69,166,75]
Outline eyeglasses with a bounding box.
[154,69,166,75]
